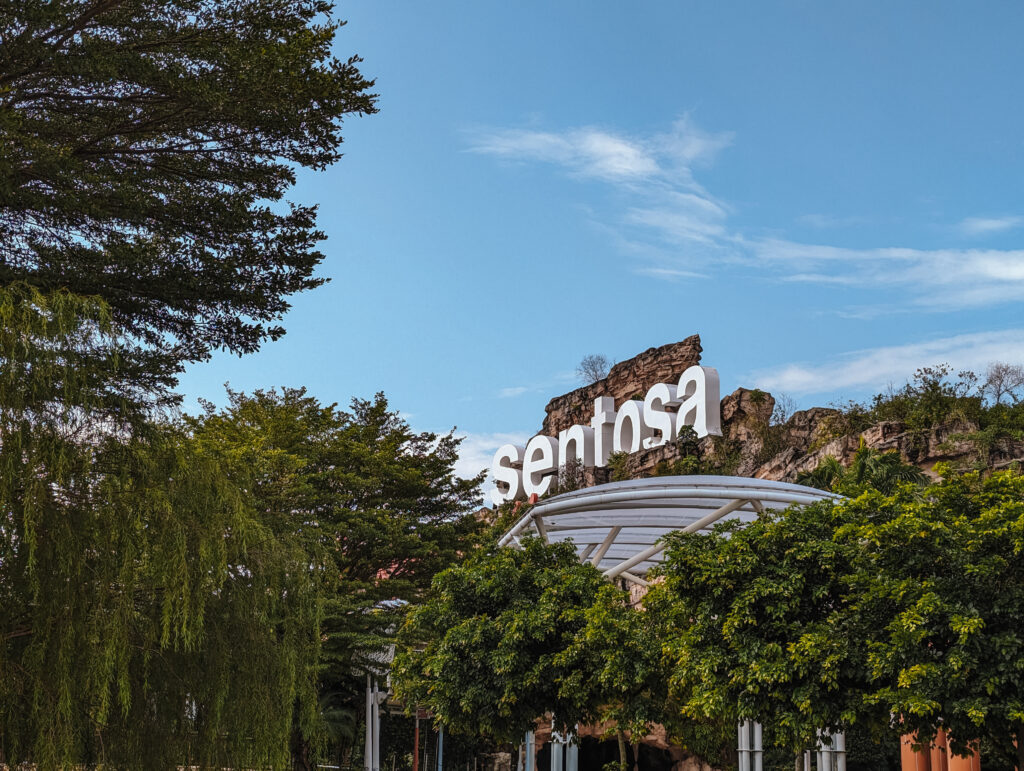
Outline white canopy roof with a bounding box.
[497,475,840,585]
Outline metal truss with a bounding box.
[498,475,840,584]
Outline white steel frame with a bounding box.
[498,475,840,583]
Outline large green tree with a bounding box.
[654,470,1024,770]
[649,496,895,767]
[392,538,610,744]
[0,285,321,769]
[847,469,1024,769]
[0,0,376,389]
[187,388,484,768]
[392,536,680,771]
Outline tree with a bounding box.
[392,539,610,745]
[797,441,928,496]
[0,285,320,769]
[555,583,672,771]
[981,362,1024,406]
[654,470,1024,770]
[0,0,377,391]
[845,469,1024,769]
[649,497,897,767]
[188,389,484,768]
[577,354,612,384]
[393,537,683,771]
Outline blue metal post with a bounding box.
[436,725,444,771]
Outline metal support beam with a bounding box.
[590,527,622,566]
[532,513,548,542]
[737,720,763,771]
[620,570,651,587]
[604,498,750,578]
[753,722,763,771]
[566,730,578,771]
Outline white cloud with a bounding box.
[633,266,709,281]
[467,126,660,182]
[958,215,1024,236]
[751,329,1024,395]
[467,118,1024,314]
[453,430,532,503]
[467,118,733,264]
[749,239,1024,309]
[498,386,529,398]
[466,117,731,185]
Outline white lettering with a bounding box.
[490,366,723,503]
[523,435,559,497]
[643,382,679,449]
[558,424,594,468]
[677,365,722,438]
[613,400,651,454]
[590,396,616,466]
[490,444,525,505]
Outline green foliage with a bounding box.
[555,584,670,738]
[653,469,1024,767]
[649,497,890,757]
[797,441,929,496]
[0,0,377,383]
[846,468,1024,768]
[651,428,742,478]
[392,538,610,743]
[608,450,631,482]
[0,285,481,768]
[0,287,319,769]
[815,365,986,449]
[187,388,484,764]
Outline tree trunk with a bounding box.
[633,741,641,771]
[617,730,628,771]
[794,752,804,771]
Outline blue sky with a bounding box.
[178,1,1024,481]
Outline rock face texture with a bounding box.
[540,335,1024,489]
[541,335,704,436]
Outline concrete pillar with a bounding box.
[551,727,564,771]
[566,731,579,771]
[738,720,751,771]
[753,722,763,771]
[900,730,980,771]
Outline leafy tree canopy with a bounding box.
[797,441,929,496]
[649,496,892,760]
[392,539,612,744]
[0,285,319,770]
[0,0,377,390]
[653,469,1024,769]
[187,388,484,766]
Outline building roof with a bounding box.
[497,475,841,585]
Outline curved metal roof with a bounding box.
[497,475,840,584]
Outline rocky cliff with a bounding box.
[542,335,1024,487]
[541,335,704,436]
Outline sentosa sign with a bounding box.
[491,365,722,504]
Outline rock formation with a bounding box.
[542,335,703,436]
[540,334,1024,488]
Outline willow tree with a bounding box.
[0,0,377,390]
[0,284,320,769]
